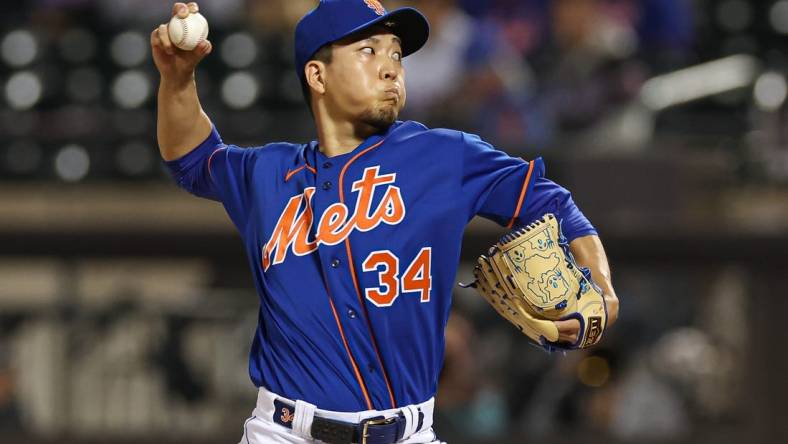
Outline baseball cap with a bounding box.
[294,0,430,84]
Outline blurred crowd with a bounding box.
[433,263,748,443]
[3,0,787,183]
[391,0,692,150]
[1,0,786,443]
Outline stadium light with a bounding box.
[220,32,258,69]
[221,71,259,109]
[770,0,788,34]
[112,70,151,109]
[1,29,37,67]
[640,55,759,111]
[5,71,42,110]
[754,71,787,111]
[110,31,148,67]
[54,144,90,182]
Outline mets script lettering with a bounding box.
[262,166,405,270]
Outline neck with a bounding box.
[314,106,385,158]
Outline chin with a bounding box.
[360,104,399,131]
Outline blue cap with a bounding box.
[294,0,430,84]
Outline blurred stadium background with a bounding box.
[1,0,787,443]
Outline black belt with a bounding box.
[272,398,424,444]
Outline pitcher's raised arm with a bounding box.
[151,2,213,161]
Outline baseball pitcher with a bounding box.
[151,1,620,443]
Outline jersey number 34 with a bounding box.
[362,247,432,307]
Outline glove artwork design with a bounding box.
[461,214,607,351]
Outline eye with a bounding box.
[361,47,374,55]
[392,51,402,62]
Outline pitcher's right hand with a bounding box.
[151,2,212,84]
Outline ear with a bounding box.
[305,60,327,96]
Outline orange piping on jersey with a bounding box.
[325,280,374,410]
[341,240,396,409]
[338,139,398,410]
[506,160,536,229]
[285,165,306,182]
[207,147,226,181]
[285,161,317,182]
[337,140,385,202]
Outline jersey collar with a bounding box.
[311,121,403,163]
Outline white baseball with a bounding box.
[167,12,209,51]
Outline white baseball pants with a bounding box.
[238,386,446,444]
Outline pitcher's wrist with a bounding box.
[159,73,195,93]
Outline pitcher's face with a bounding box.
[323,28,406,130]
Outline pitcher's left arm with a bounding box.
[570,234,619,326]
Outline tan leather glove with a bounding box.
[462,214,608,351]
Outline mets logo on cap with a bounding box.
[364,0,386,15]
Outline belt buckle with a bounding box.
[361,416,396,444]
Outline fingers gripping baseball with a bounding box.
[173,2,199,16]
[151,2,211,81]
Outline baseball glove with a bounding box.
[461,214,607,351]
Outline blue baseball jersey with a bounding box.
[166,120,596,412]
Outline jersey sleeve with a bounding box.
[164,126,260,228]
[460,132,597,241]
